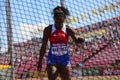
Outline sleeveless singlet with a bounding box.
[47,24,71,66]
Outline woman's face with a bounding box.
[54,15,65,29]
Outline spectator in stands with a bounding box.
[37,6,84,80]
[111,60,120,66]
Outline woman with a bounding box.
[37,6,84,80]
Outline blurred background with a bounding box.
[0,0,120,79]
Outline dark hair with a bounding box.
[52,6,70,18]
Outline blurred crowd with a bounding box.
[0,17,120,69]
[69,17,120,57]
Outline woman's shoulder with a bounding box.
[44,25,52,31]
[43,25,53,36]
[65,25,70,29]
[65,25,75,35]
[65,25,75,31]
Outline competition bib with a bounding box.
[51,44,68,56]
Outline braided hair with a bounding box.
[52,6,70,18]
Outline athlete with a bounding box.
[37,6,85,80]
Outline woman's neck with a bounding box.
[55,23,63,30]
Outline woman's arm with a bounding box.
[38,26,51,71]
[66,26,85,44]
